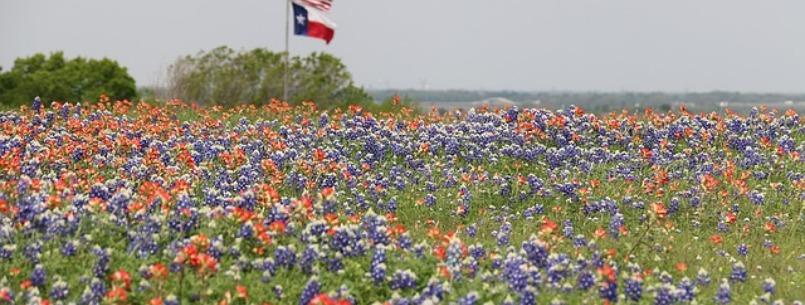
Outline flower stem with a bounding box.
[626,220,652,259]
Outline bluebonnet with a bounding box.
[624,277,643,302]
[88,277,107,303]
[520,286,538,305]
[737,244,748,256]
[653,283,675,305]
[562,220,574,239]
[576,272,595,291]
[389,269,417,290]
[730,261,747,283]
[469,243,485,260]
[444,237,464,279]
[299,277,320,305]
[273,285,284,300]
[299,245,320,274]
[598,281,618,303]
[49,278,69,300]
[676,277,696,302]
[0,243,15,260]
[30,264,46,287]
[274,245,297,270]
[457,291,480,305]
[370,245,387,286]
[763,278,776,295]
[714,279,731,304]
[503,254,529,292]
[32,96,42,113]
[496,222,512,247]
[326,253,344,273]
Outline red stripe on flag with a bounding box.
[307,21,334,44]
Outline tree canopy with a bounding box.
[0,52,136,105]
[167,46,372,109]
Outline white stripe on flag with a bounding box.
[305,6,336,28]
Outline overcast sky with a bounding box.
[2,0,804,92]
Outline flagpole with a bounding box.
[283,0,290,102]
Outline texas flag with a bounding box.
[292,2,336,44]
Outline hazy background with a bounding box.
[2,0,804,92]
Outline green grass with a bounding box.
[0,101,803,304]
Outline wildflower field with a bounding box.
[0,97,803,304]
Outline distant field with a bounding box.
[368,89,805,115]
[422,100,805,115]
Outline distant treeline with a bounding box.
[368,89,805,113]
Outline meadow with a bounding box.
[0,97,803,304]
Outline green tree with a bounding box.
[167,46,372,109]
[0,52,136,106]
